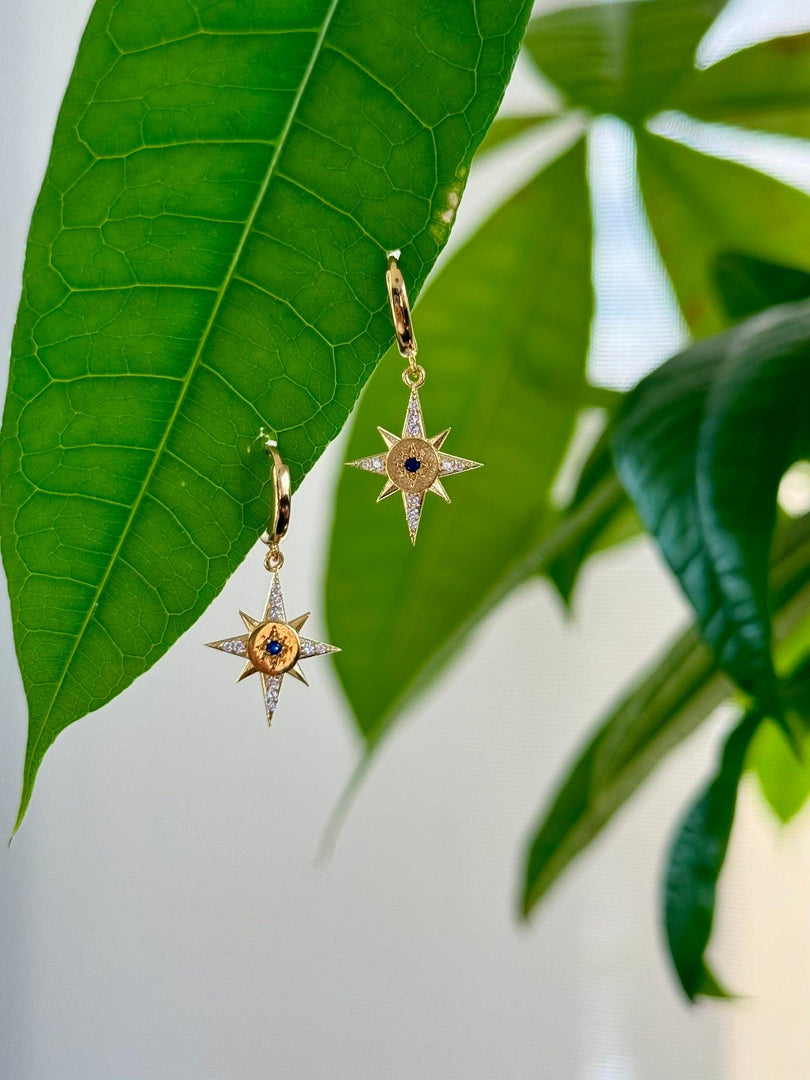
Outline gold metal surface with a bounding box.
[347,385,483,543]
[386,253,417,360]
[247,620,300,676]
[261,440,291,546]
[206,500,340,721]
[347,255,484,540]
[386,437,439,493]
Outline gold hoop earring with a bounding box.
[206,441,340,725]
[347,252,483,544]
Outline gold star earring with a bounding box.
[347,252,482,543]
[206,441,340,724]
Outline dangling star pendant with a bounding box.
[348,386,483,543]
[206,573,340,724]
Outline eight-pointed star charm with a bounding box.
[347,386,483,543]
[206,573,340,724]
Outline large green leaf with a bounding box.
[670,32,810,139]
[522,512,810,916]
[664,709,760,1001]
[0,0,532,826]
[695,308,810,706]
[327,139,594,743]
[525,0,726,124]
[614,301,810,718]
[636,132,810,336]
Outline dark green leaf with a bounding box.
[614,300,810,718]
[666,656,810,999]
[522,513,810,916]
[327,140,594,743]
[664,709,760,1001]
[525,0,726,124]
[714,253,810,322]
[0,0,532,826]
[670,32,810,139]
[636,131,810,335]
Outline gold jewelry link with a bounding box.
[264,544,284,572]
[401,364,426,390]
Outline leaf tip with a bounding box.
[11,766,38,841]
[519,883,536,922]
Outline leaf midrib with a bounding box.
[26,0,343,768]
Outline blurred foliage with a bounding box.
[329,0,810,999]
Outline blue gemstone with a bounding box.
[404,456,421,473]
[266,640,283,656]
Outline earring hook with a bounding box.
[386,252,418,361]
[261,439,291,549]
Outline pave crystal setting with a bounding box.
[347,386,483,543]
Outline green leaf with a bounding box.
[525,0,726,124]
[666,656,810,999]
[0,0,532,826]
[477,114,554,157]
[670,32,810,139]
[664,709,760,1001]
[750,720,810,824]
[546,422,640,607]
[614,301,810,717]
[749,658,810,824]
[523,625,726,915]
[327,139,593,743]
[636,131,810,336]
[714,253,810,322]
[521,512,810,916]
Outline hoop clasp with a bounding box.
[261,440,291,556]
[386,252,418,361]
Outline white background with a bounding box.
[2,2,810,1078]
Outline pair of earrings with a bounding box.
[207,254,482,724]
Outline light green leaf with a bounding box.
[636,131,810,336]
[670,32,810,139]
[327,139,593,743]
[750,720,810,824]
[521,512,810,916]
[664,709,760,1001]
[525,0,726,124]
[0,0,532,826]
[477,114,554,157]
[749,659,810,824]
[614,301,810,719]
